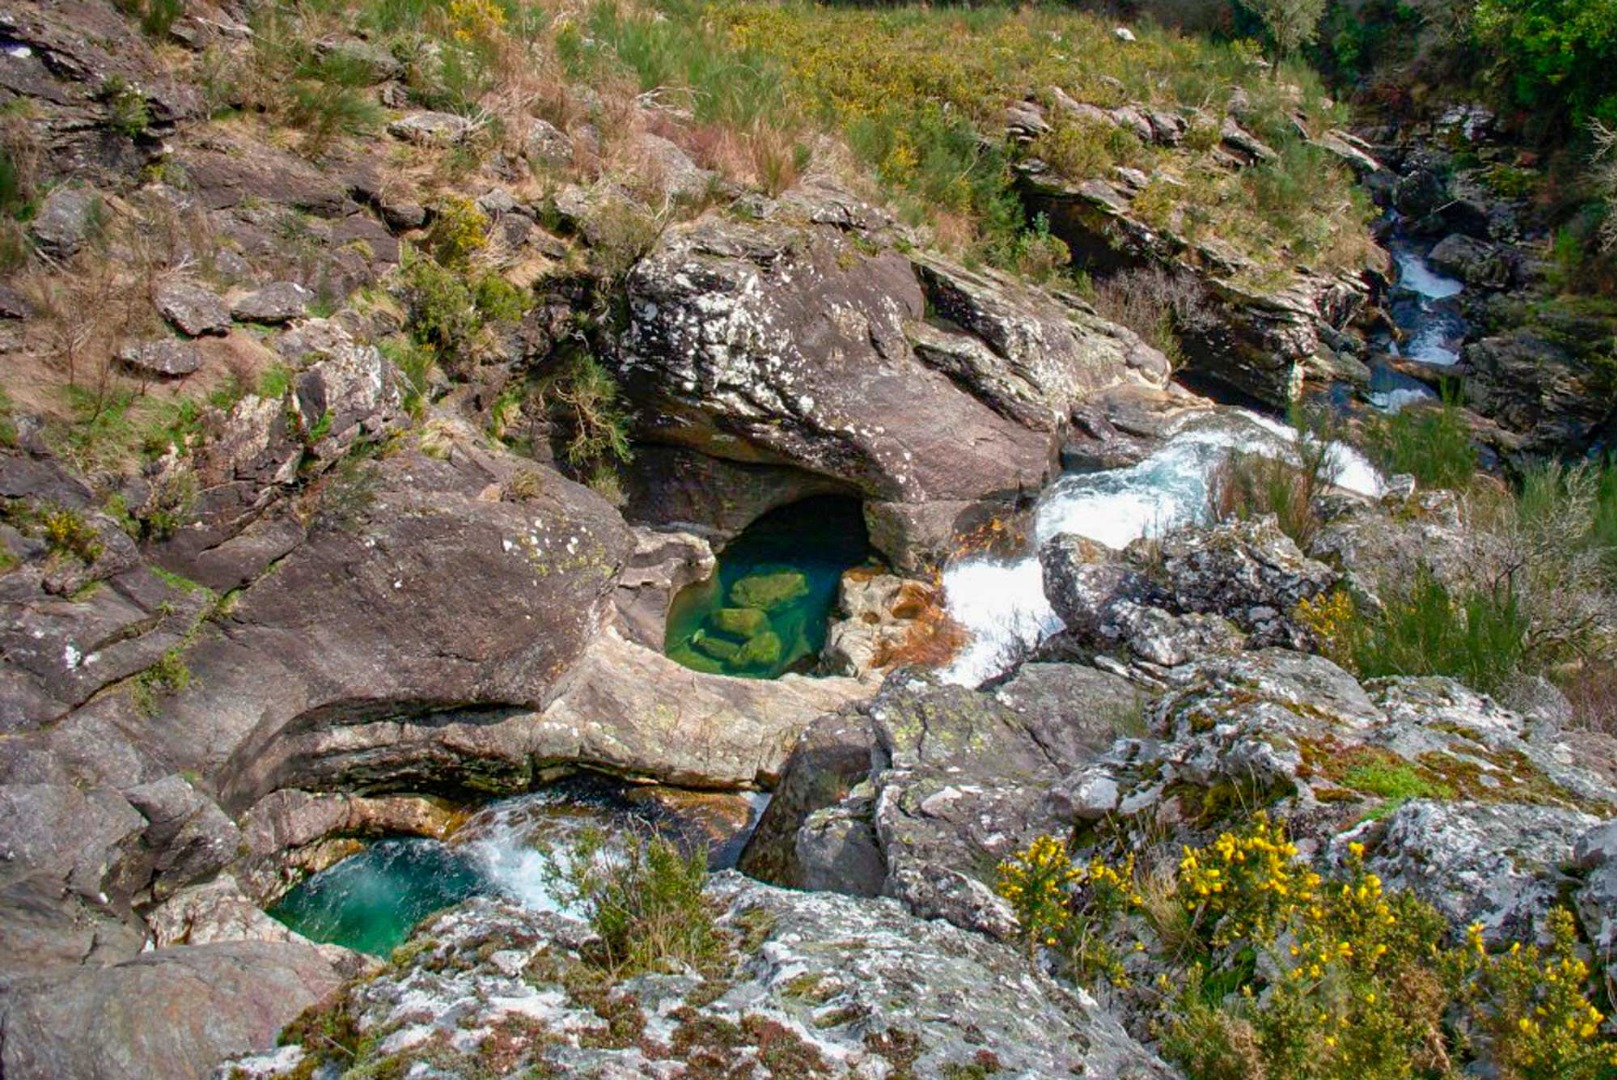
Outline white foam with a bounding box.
[1405,323,1460,366]
[938,409,1384,686]
[1369,387,1431,414]
[1393,249,1463,300]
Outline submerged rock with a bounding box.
[729,570,809,612]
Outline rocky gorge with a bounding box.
[1,0,1616,1076]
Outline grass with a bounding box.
[1362,391,1476,491]
[1206,407,1340,548]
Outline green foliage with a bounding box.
[1362,394,1476,491]
[1340,760,1454,802]
[473,273,527,325]
[1472,0,1617,128]
[1240,0,1328,66]
[402,255,481,366]
[380,337,438,417]
[141,0,185,38]
[548,353,633,472]
[1206,407,1340,547]
[258,363,293,399]
[99,76,150,138]
[554,829,724,976]
[1350,573,1530,693]
[132,646,191,715]
[424,197,489,270]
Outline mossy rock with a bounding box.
[729,571,809,612]
[689,632,742,664]
[709,607,772,638]
[668,642,727,675]
[736,631,784,669]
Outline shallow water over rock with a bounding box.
[664,496,872,678]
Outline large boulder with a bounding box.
[617,178,1168,566]
[225,878,1175,1079]
[0,940,341,1080]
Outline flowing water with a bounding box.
[1369,239,1469,412]
[267,779,766,956]
[940,409,1384,687]
[664,496,871,679]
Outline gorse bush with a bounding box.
[997,820,1616,1080]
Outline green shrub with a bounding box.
[424,197,489,270]
[401,255,482,367]
[1000,823,1613,1080]
[548,354,633,472]
[1362,393,1476,491]
[99,76,150,138]
[380,337,438,417]
[41,506,104,564]
[1471,0,1617,128]
[556,829,724,976]
[473,273,527,325]
[132,646,192,715]
[140,0,185,38]
[1344,573,1529,694]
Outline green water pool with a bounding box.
[664,496,871,679]
[267,838,483,958]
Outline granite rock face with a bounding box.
[618,178,1169,566]
[222,876,1177,1080]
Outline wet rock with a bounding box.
[822,570,956,680]
[1428,233,1508,288]
[230,282,312,324]
[226,878,1174,1079]
[154,280,231,337]
[387,111,474,146]
[612,527,714,648]
[116,338,202,377]
[29,185,102,259]
[729,569,808,612]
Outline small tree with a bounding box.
[1243,0,1328,71]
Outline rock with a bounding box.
[618,178,1165,565]
[1428,233,1508,288]
[635,132,714,201]
[735,629,783,668]
[1461,328,1610,452]
[522,117,573,168]
[612,527,714,648]
[387,111,474,146]
[29,185,102,259]
[153,280,231,336]
[116,338,202,377]
[0,282,32,320]
[1346,799,1599,945]
[123,774,241,902]
[729,570,808,612]
[739,709,877,888]
[822,571,957,680]
[227,879,1174,1079]
[0,940,341,1080]
[1573,819,1617,955]
[1149,515,1338,649]
[709,606,770,638]
[1313,129,1382,175]
[313,37,402,83]
[230,282,312,324]
[1220,117,1278,163]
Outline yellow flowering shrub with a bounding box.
[1178,812,1322,947]
[999,823,1615,1080]
[447,0,505,43]
[1467,908,1615,1079]
[1296,589,1357,669]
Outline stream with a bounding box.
[1368,237,1468,413]
[940,409,1385,687]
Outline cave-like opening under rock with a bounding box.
[663,495,873,679]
